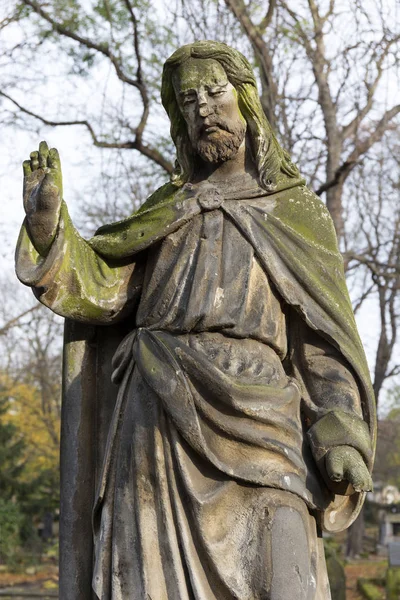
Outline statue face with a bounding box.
[172,58,246,164]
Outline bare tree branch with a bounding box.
[224,0,278,128]
[315,105,400,196]
[346,105,400,164]
[20,0,158,160]
[0,305,40,336]
[258,0,276,33]
[280,0,344,234]
[21,0,139,89]
[315,159,357,195]
[352,284,374,315]
[121,0,149,141]
[342,34,400,141]
[0,91,173,174]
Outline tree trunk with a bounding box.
[324,137,344,241]
[326,181,345,243]
[42,511,53,542]
[346,508,365,558]
[223,0,278,130]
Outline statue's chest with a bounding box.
[135,210,287,355]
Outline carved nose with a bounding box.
[198,102,211,117]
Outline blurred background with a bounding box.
[0,0,399,597]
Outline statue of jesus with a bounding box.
[16,41,375,600]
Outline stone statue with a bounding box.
[16,41,376,600]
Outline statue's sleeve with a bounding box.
[15,202,144,324]
[291,315,373,479]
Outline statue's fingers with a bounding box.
[351,479,371,493]
[348,475,363,492]
[346,465,373,493]
[23,160,32,177]
[30,151,39,171]
[325,450,344,482]
[38,140,49,169]
[48,147,61,170]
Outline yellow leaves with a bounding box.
[0,373,60,485]
[43,578,58,590]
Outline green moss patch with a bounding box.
[357,577,385,600]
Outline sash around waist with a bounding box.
[104,328,315,502]
[112,328,290,387]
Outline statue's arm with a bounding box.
[16,142,143,324]
[291,317,373,493]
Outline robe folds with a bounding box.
[16,178,376,600]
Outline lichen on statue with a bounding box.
[16,40,375,600]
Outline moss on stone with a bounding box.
[357,578,384,600]
[325,552,346,600]
[386,567,400,600]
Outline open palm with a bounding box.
[22,141,63,255]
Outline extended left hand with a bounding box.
[325,445,373,492]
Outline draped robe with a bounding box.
[16,179,375,600]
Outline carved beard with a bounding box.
[192,119,247,164]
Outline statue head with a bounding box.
[161,40,301,191]
[170,57,248,167]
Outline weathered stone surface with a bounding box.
[16,41,376,600]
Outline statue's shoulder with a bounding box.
[272,185,339,254]
[136,182,178,214]
[92,182,179,240]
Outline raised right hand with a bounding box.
[23,141,63,255]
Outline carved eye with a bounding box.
[209,90,225,98]
[182,96,196,106]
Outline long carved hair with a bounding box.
[161,40,302,191]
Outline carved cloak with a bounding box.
[16,180,376,599]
